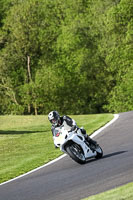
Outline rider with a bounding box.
[48,110,98,149]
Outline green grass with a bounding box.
[83,182,133,200]
[0,114,113,184]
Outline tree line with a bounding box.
[0,0,132,115]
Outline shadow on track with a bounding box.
[85,151,127,164]
[102,151,128,159]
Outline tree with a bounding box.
[0,0,63,114]
[102,0,133,112]
[0,0,132,114]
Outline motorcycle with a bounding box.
[53,126,103,164]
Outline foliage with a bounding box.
[102,0,133,112]
[0,0,132,114]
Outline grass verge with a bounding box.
[83,182,133,200]
[0,113,113,184]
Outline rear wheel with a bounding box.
[66,143,86,164]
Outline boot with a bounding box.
[85,135,98,150]
[80,127,86,135]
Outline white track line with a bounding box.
[0,114,119,186]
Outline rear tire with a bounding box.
[66,143,86,164]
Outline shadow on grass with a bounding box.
[0,130,49,134]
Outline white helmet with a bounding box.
[48,111,60,126]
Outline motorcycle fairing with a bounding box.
[61,131,97,159]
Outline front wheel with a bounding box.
[65,143,86,164]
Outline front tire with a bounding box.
[65,143,86,164]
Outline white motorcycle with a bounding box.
[53,126,103,164]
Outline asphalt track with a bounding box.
[0,111,133,200]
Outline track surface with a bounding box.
[0,111,133,200]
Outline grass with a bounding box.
[83,182,133,200]
[0,114,113,184]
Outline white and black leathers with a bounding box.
[51,115,77,136]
